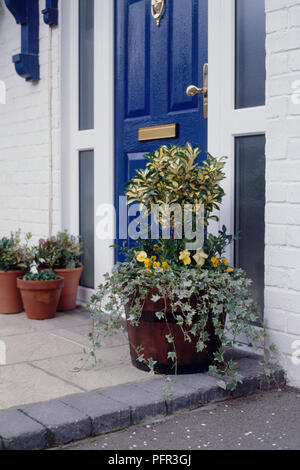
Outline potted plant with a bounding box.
[17,269,64,320]
[0,231,30,314]
[37,231,83,311]
[88,144,273,390]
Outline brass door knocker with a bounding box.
[151,0,165,27]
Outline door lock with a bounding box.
[186,63,208,119]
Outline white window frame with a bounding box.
[61,0,115,302]
[208,0,266,263]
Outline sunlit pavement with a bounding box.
[0,307,148,411]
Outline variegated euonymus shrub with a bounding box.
[88,144,276,391]
[125,143,226,228]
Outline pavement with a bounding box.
[0,307,147,411]
[0,307,287,450]
[62,388,300,451]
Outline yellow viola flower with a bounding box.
[144,258,152,269]
[211,257,219,268]
[226,267,234,273]
[162,261,170,269]
[179,250,191,265]
[153,261,161,268]
[153,244,159,251]
[136,251,147,263]
[179,250,190,260]
[222,258,228,266]
[193,249,208,267]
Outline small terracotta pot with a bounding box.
[17,277,64,320]
[54,266,83,311]
[0,270,24,314]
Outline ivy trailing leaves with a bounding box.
[87,144,277,392]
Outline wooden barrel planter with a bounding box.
[126,289,225,375]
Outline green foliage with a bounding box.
[87,258,275,391]
[23,270,59,281]
[125,144,227,227]
[0,231,32,271]
[37,231,83,269]
[87,144,277,390]
[203,226,236,260]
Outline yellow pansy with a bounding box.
[136,251,147,263]
[193,249,208,267]
[153,244,159,251]
[144,258,152,269]
[211,257,219,268]
[179,250,191,265]
[162,261,170,269]
[226,267,234,273]
[153,261,161,268]
[222,258,228,266]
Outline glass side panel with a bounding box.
[79,150,94,289]
[235,135,266,320]
[79,0,94,130]
[235,0,266,109]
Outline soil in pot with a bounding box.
[54,266,83,311]
[17,277,64,320]
[126,289,225,375]
[0,270,24,314]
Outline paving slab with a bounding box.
[22,400,91,446]
[0,363,81,410]
[0,331,84,364]
[60,392,131,435]
[31,349,147,391]
[51,325,128,348]
[0,311,92,337]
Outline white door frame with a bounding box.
[61,0,266,300]
[61,0,115,302]
[208,0,266,262]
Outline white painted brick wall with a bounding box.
[0,0,61,243]
[265,0,300,387]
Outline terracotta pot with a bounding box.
[54,266,83,311]
[0,270,24,314]
[17,277,64,320]
[126,289,226,375]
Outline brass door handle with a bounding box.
[186,63,208,119]
[186,85,207,97]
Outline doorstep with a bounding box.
[0,349,286,450]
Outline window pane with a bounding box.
[235,135,265,320]
[79,0,94,130]
[235,0,266,109]
[79,150,94,288]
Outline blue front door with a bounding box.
[115,0,208,256]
